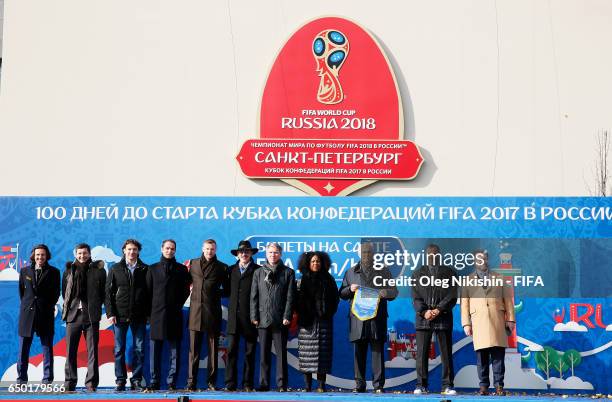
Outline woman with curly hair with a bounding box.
[296,251,339,392]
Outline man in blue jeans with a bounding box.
[106,239,150,391]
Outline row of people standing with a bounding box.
[17,241,513,395]
[15,239,342,393]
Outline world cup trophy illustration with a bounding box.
[312,30,350,105]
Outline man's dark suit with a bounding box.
[17,264,60,383]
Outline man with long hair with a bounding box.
[17,244,60,385]
[105,239,149,391]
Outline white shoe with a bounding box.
[442,387,457,395]
[414,386,427,394]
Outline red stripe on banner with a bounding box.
[1,246,12,252]
[0,254,15,259]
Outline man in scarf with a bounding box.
[250,242,296,392]
[62,243,106,392]
[186,239,228,391]
[146,239,191,391]
[339,241,398,394]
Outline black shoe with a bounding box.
[224,386,236,392]
[146,383,160,392]
[185,383,197,391]
[353,387,366,393]
[86,385,97,392]
[208,384,218,391]
[278,387,288,392]
[115,384,126,391]
[131,382,145,391]
[374,388,385,394]
[243,386,254,392]
[257,386,270,392]
[64,383,76,392]
[167,384,176,391]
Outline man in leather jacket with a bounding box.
[105,239,149,391]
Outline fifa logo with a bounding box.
[312,30,349,105]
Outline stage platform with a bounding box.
[0,389,599,402]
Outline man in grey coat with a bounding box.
[339,242,398,394]
[250,242,296,392]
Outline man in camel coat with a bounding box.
[461,249,515,396]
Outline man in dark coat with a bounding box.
[186,239,228,391]
[411,244,458,395]
[105,239,149,391]
[339,242,398,393]
[17,244,60,384]
[250,242,296,392]
[223,240,260,392]
[146,239,191,390]
[62,243,106,392]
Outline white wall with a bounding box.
[1,0,611,196]
[0,0,4,61]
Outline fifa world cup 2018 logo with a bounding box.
[312,30,349,105]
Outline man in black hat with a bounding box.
[223,240,260,392]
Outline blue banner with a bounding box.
[0,197,610,393]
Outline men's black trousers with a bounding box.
[353,339,385,390]
[416,329,454,388]
[65,310,100,388]
[258,326,288,389]
[225,330,257,389]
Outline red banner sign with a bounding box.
[237,16,424,196]
[237,139,423,182]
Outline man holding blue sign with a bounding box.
[339,241,398,394]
